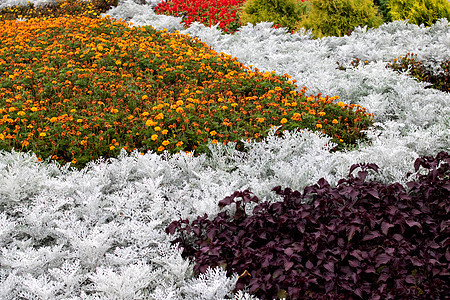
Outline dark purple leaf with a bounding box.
[381,221,395,235]
[284,260,294,271]
[375,253,392,267]
[362,231,382,241]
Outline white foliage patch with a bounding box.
[0,1,449,299]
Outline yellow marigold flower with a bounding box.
[318,112,326,116]
[142,111,149,116]
[110,145,115,150]
[21,140,29,147]
[176,107,184,114]
[110,108,119,113]
[274,87,283,91]
[0,133,4,140]
[31,107,38,112]
[158,146,165,151]
[8,107,15,112]
[17,111,25,116]
[71,158,77,164]
[257,118,265,123]
[151,134,158,141]
[339,139,344,143]
[280,118,287,124]
[154,126,161,131]
[176,100,184,106]
[231,103,238,107]
[221,106,228,110]
[50,117,57,122]
[316,124,323,129]
[40,132,46,137]
[80,140,87,146]
[337,101,345,107]
[97,45,103,51]
[142,95,148,100]
[146,120,157,127]
[128,115,134,120]
[162,140,170,146]
[176,141,184,147]
[210,130,217,136]
[161,130,168,135]
[332,119,339,124]
[155,113,164,120]
[115,60,121,65]
[290,90,297,96]
[77,119,83,123]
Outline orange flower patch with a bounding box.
[0,13,374,168]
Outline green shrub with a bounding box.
[373,0,391,22]
[295,0,383,38]
[387,0,450,26]
[239,0,310,32]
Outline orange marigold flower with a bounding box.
[332,119,339,124]
[280,118,287,124]
[146,120,157,127]
[316,124,323,129]
[161,130,168,135]
[337,101,345,107]
[162,140,170,146]
[158,146,165,151]
[110,145,115,150]
[151,134,158,141]
[210,130,217,136]
[176,141,184,147]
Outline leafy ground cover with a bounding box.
[0,1,373,168]
[167,151,450,299]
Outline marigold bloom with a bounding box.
[162,140,170,146]
[332,119,339,124]
[146,120,157,127]
[210,130,217,136]
[280,118,287,124]
[176,141,183,147]
[31,107,38,112]
[162,130,168,135]
[110,145,115,150]
[158,146,165,151]
[151,134,158,141]
[316,124,323,129]
[154,126,161,131]
[17,111,26,116]
[337,101,345,107]
[40,132,46,137]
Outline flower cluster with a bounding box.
[154,0,245,33]
[0,8,373,168]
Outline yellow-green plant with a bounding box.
[295,0,383,38]
[387,0,450,26]
[239,0,310,32]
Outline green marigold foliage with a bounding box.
[296,0,384,38]
[387,0,450,26]
[239,0,310,32]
